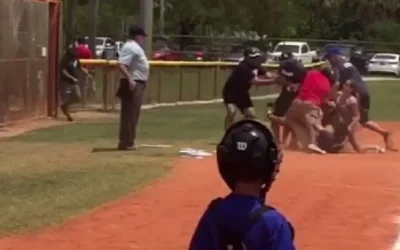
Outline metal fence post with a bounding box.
[213,65,218,99]
[157,67,162,103]
[110,67,116,111]
[178,66,183,101]
[102,65,108,111]
[197,67,201,100]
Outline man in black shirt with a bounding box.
[59,48,92,121]
[267,52,307,145]
[222,47,276,130]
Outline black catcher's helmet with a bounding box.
[216,120,282,194]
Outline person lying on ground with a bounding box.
[316,80,385,154]
[327,48,397,151]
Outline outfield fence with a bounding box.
[76,60,324,112]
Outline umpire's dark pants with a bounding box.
[118,81,145,148]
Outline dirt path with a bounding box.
[0,112,117,138]
[0,123,400,250]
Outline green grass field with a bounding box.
[0,80,399,236]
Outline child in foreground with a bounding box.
[189,120,295,250]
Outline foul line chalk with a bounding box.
[139,144,172,148]
[392,216,400,250]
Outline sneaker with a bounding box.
[118,142,137,151]
[307,144,326,155]
[384,132,398,152]
[61,104,74,122]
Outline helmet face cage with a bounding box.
[280,52,293,61]
[216,120,282,191]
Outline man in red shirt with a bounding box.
[76,37,96,100]
[285,63,334,154]
[77,37,92,59]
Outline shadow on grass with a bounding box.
[92,147,121,153]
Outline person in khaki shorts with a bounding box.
[116,25,149,150]
[285,64,334,154]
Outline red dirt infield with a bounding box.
[1,122,400,250]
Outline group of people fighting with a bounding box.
[188,46,398,250]
[222,47,397,154]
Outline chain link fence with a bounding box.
[0,0,49,125]
[160,34,400,55]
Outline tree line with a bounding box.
[65,0,400,46]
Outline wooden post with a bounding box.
[102,66,108,111]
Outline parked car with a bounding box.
[268,41,318,64]
[221,44,246,62]
[367,53,400,77]
[316,43,368,73]
[115,41,124,56]
[85,36,118,59]
[180,45,222,61]
[151,42,180,61]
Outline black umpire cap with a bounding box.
[128,25,147,37]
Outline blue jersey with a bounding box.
[332,61,369,96]
[189,193,295,250]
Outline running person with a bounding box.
[222,47,276,130]
[59,48,92,121]
[189,119,295,250]
[316,80,385,154]
[327,48,397,151]
[267,52,307,145]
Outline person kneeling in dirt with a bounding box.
[316,80,385,154]
[189,119,295,250]
[59,48,92,121]
[284,63,334,154]
[267,52,307,147]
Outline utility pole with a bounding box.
[88,0,99,57]
[65,0,77,47]
[159,0,165,35]
[139,0,153,57]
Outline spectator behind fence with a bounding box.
[116,25,149,150]
[59,48,92,121]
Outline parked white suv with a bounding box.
[85,37,118,59]
[268,41,318,64]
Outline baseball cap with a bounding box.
[129,25,147,37]
[244,47,261,58]
[326,48,343,57]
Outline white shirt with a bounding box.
[118,40,149,82]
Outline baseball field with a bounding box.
[0,80,400,250]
